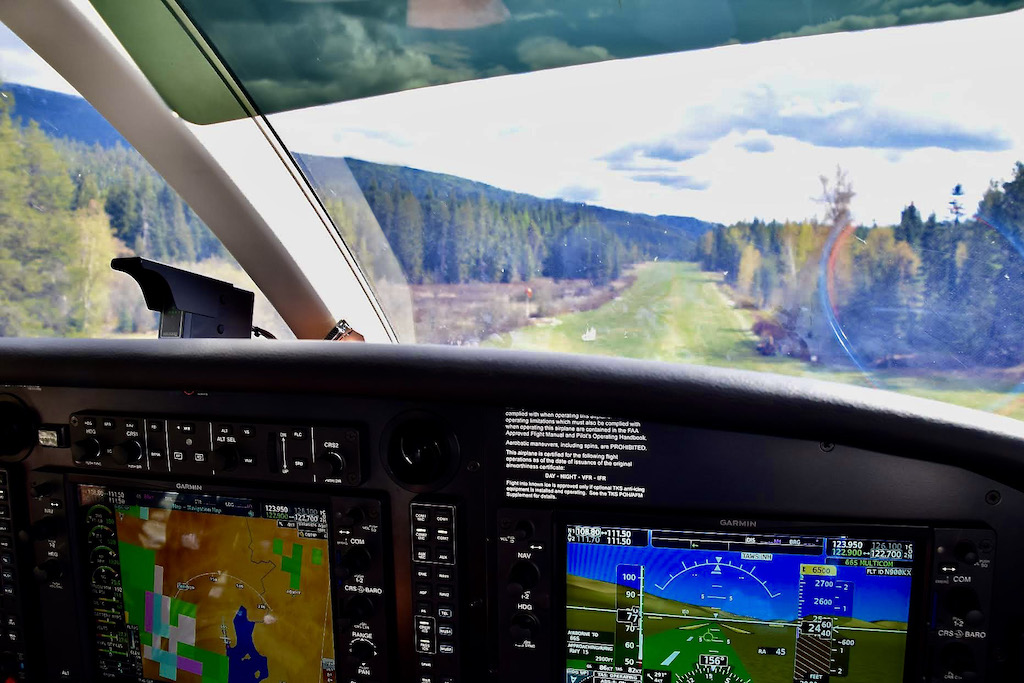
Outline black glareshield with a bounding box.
[111,257,254,339]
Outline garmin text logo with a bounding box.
[720,519,757,528]
[176,482,202,491]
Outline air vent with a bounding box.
[0,394,37,460]
[382,415,459,491]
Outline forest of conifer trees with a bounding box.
[0,87,227,337]
[697,163,1024,369]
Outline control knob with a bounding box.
[945,586,984,624]
[26,515,65,541]
[212,444,239,473]
[509,613,540,643]
[112,440,142,465]
[954,541,979,565]
[75,436,102,462]
[339,547,371,576]
[513,520,534,541]
[349,638,376,662]
[341,595,374,622]
[940,642,976,677]
[30,480,58,499]
[336,507,364,529]
[314,450,346,479]
[32,558,64,582]
[507,560,540,594]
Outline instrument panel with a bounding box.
[0,340,1020,683]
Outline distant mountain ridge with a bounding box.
[4,83,718,247]
[331,156,718,243]
[2,83,128,149]
[298,154,718,284]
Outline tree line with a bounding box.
[300,155,710,288]
[0,88,226,337]
[698,164,1024,369]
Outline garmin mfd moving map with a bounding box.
[565,525,915,683]
[78,485,335,682]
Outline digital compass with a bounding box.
[676,654,751,683]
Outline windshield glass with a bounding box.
[0,21,292,338]
[80,3,1024,420]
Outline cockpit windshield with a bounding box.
[9,1,1024,420]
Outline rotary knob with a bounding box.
[75,436,101,462]
[212,444,239,473]
[507,560,540,594]
[940,643,976,677]
[315,451,346,478]
[32,559,64,582]
[340,547,371,574]
[945,586,983,623]
[349,638,376,662]
[342,595,374,622]
[111,440,142,465]
[509,613,540,643]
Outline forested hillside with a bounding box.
[5,83,128,148]
[698,166,1024,369]
[299,154,717,286]
[0,85,231,336]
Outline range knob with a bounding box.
[507,560,541,594]
[75,437,102,462]
[315,451,346,478]
[349,638,376,662]
[212,444,239,473]
[509,612,540,643]
[32,559,64,582]
[341,595,374,622]
[112,440,142,465]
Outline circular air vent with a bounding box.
[382,415,460,491]
[0,394,37,460]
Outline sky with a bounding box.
[266,8,1024,226]
[4,9,1024,226]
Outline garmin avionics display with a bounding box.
[77,484,335,682]
[565,525,915,683]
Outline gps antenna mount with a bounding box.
[111,257,254,339]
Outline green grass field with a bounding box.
[486,261,1024,420]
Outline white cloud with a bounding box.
[263,9,1024,225]
[515,36,612,70]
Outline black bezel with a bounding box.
[65,472,341,683]
[553,511,932,683]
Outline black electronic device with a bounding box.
[111,258,254,339]
[0,352,1018,682]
